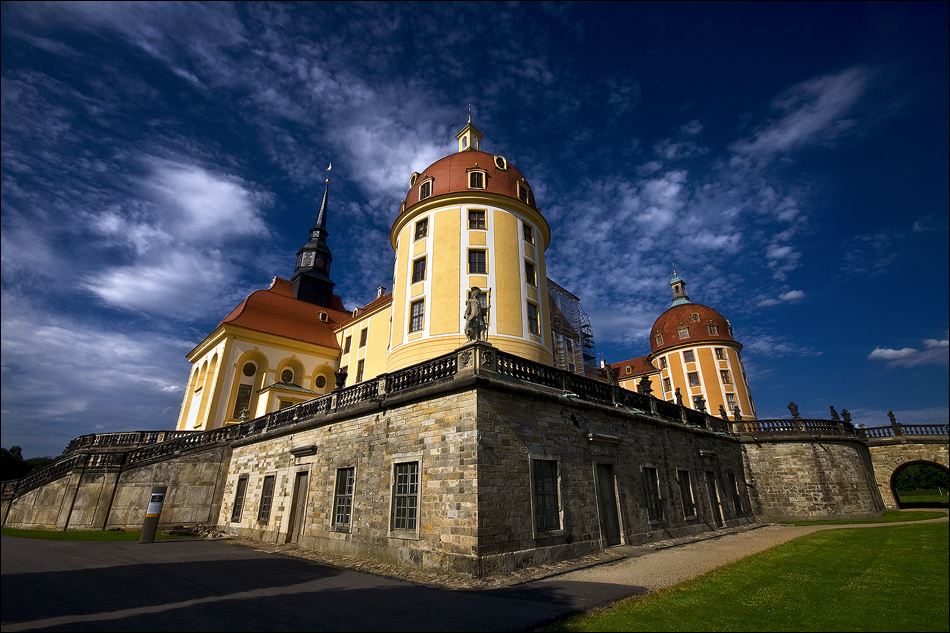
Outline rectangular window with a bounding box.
[688,372,700,387]
[678,327,690,339]
[419,181,431,200]
[663,378,672,392]
[411,257,426,283]
[343,335,352,354]
[524,261,537,286]
[726,393,737,410]
[683,350,695,363]
[258,475,276,523]
[708,324,719,335]
[468,249,487,274]
[356,359,365,383]
[359,329,368,347]
[728,473,743,514]
[469,172,484,189]
[660,356,668,369]
[715,348,725,360]
[532,459,560,531]
[391,462,419,532]
[677,470,696,517]
[231,475,248,522]
[527,302,540,334]
[414,218,428,240]
[468,209,486,229]
[409,299,425,332]
[720,369,732,384]
[643,467,664,521]
[333,467,356,528]
[233,384,252,418]
[523,223,534,243]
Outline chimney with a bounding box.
[377,286,386,298]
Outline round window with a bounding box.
[242,362,256,377]
[281,369,294,383]
[315,375,327,389]
[691,313,700,322]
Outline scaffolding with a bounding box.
[546,279,598,371]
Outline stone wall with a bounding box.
[3,444,231,531]
[741,437,885,521]
[219,386,481,575]
[867,439,949,508]
[475,381,753,574]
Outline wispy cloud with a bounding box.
[758,289,805,307]
[869,336,949,368]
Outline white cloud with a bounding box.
[731,67,868,157]
[758,289,805,307]
[869,336,950,367]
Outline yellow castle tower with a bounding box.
[386,118,555,371]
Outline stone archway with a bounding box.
[868,442,949,509]
[889,460,949,508]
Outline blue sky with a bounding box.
[2,2,947,457]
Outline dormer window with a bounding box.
[517,182,530,204]
[625,366,632,375]
[708,324,719,335]
[655,333,664,346]
[468,169,486,189]
[419,180,432,201]
[319,311,329,323]
[409,172,419,188]
[678,327,690,339]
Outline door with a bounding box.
[287,472,309,544]
[595,464,622,546]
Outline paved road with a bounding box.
[3,512,946,632]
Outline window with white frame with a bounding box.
[683,350,695,363]
[409,299,425,333]
[333,467,356,529]
[720,369,731,384]
[391,462,419,532]
[715,348,725,360]
[419,180,432,200]
[258,475,276,523]
[688,372,700,387]
[231,475,248,522]
[527,302,540,334]
[411,257,426,284]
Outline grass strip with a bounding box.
[543,522,949,632]
[1,527,188,541]
[788,509,946,526]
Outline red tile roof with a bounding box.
[650,303,737,354]
[218,277,349,349]
[610,355,656,380]
[403,150,537,213]
[336,292,393,329]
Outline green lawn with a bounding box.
[789,509,946,526]
[543,522,949,632]
[1,527,188,541]
[898,489,950,505]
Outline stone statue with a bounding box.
[887,410,897,424]
[841,409,851,424]
[637,376,653,396]
[787,401,800,418]
[675,387,683,406]
[829,405,840,421]
[693,395,706,413]
[719,404,728,420]
[463,287,487,342]
[733,405,742,422]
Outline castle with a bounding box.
[2,120,946,577]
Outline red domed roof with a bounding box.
[403,150,537,213]
[650,303,738,354]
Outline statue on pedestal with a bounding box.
[675,387,683,406]
[464,287,487,342]
[829,405,840,421]
[787,401,800,418]
[719,404,728,420]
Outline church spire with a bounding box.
[670,267,691,306]
[292,168,336,307]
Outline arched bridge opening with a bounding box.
[889,461,949,509]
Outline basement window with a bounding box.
[258,475,276,523]
[532,459,560,531]
[333,467,356,529]
[230,475,248,522]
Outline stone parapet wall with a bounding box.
[741,437,885,521]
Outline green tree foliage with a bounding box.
[1,446,32,481]
[895,464,949,491]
